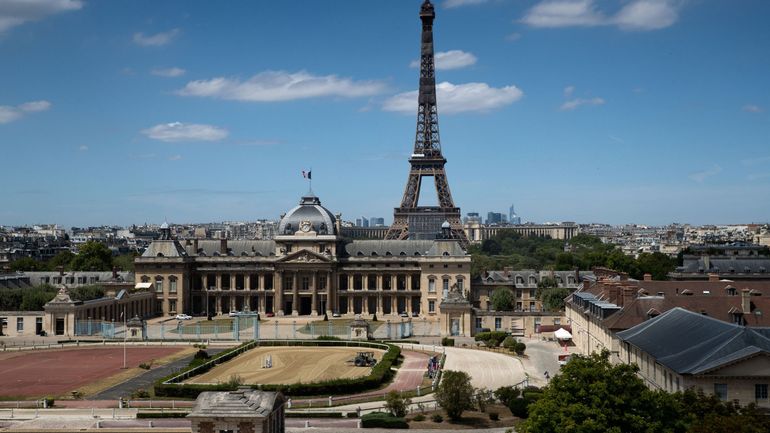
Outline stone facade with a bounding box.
[188,388,285,433]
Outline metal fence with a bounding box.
[74,317,442,341]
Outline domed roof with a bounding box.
[278,195,337,236]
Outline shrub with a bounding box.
[131,388,150,399]
[285,412,343,418]
[474,331,508,347]
[138,362,153,370]
[43,397,54,408]
[136,412,188,419]
[384,391,410,418]
[494,386,520,406]
[514,342,526,355]
[441,337,455,347]
[316,335,342,341]
[193,349,210,360]
[502,336,517,351]
[489,412,499,421]
[225,374,244,388]
[431,413,444,423]
[361,412,408,429]
[508,398,530,418]
[412,414,426,421]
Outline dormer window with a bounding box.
[725,286,737,296]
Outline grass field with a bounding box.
[186,346,386,385]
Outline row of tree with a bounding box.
[7,241,137,272]
[0,284,106,311]
[521,351,770,433]
[471,233,678,280]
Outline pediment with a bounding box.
[277,249,331,264]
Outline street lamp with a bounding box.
[121,308,127,369]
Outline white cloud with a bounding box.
[608,134,625,144]
[444,0,489,8]
[168,154,183,161]
[564,85,575,97]
[743,104,763,113]
[0,100,52,124]
[383,81,523,114]
[133,28,180,47]
[410,50,477,70]
[505,32,522,42]
[689,164,722,183]
[78,144,88,151]
[0,0,82,33]
[142,122,229,142]
[522,0,681,31]
[614,0,678,30]
[560,97,605,111]
[151,67,186,78]
[177,70,387,102]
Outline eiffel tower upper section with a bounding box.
[385,0,469,248]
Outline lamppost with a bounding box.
[122,308,127,369]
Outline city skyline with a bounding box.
[2,0,769,227]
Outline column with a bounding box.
[363,274,368,291]
[259,294,266,313]
[245,274,251,292]
[292,272,299,316]
[363,295,369,314]
[275,272,284,316]
[216,296,222,315]
[259,274,265,291]
[377,292,383,315]
[326,271,333,316]
[391,296,397,315]
[231,274,237,291]
[311,271,318,316]
[216,274,222,290]
[348,296,353,315]
[406,274,412,291]
[348,275,354,291]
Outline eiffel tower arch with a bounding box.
[385,0,469,248]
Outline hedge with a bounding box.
[285,412,343,418]
[136,412,189,419]
[441,337,454,347]
[361,412,409,429]
[474,331,508,347]
[154,340,400,399]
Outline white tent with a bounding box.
[554,327,572,340]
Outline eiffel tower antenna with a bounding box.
[385,0,469,248]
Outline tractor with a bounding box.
[353,351,377,367]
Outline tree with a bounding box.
[9,257,46,272]
[47,250,75,271]
[112,253,137,272]
[522,351,658,433]
[490,287,514,311]
[635,252,676,280]
[384,391,411,418]
[69,285,106,302]
[539,286,571,312]
[435,370,475,421]
[70,241,113,271]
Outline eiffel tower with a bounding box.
[385,0,469,248]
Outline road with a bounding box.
[518,338,567,387]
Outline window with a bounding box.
[428,279,436,293]
[155,277,163,293]
[475,318,482,329]
[494,317,502,330]
[16,317,24,332]
[169,277,177,294]
[714,383,728,401]
[529,288,536,298]
[554,318,561,326]
[301,276,310,290]
[319,275,327,290]
[443,279,449,291]
[529,301,536,312]
[516,289,522,298]
[428,300,436,313]
[756,384,768,400]
[457,279,464,291]
[169,299,176,313]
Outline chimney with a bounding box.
[741,288,751,313]
[193,238,199,254]
[503,266,512,278]
[112,266,118,279]
[708,273,719,282]
[220,238,227,255]
[643,273,652,281]
[57,266,64,276]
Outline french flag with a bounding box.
[302,170,312,180]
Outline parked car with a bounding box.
[175,314,192,320]
[332,313,341,318]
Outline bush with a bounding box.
[508,398,530,418]
[316,335,342,341]
[136,412,188,419]
[385,391,411,418]
[494,386,520,406]
[361,412,408,429]
[431,413,444,423]
[138,362,153,370]
[502,336,517,351]
[474,331,508,347]
[441,337,455,347]
[412,414,426,421]
[514,342,526,355]
[193,349,210,360]
[131,388,150,399]
[285,412,343,418]
[489,412,499,421]
[43,396,54,408]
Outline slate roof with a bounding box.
[141,240,187,258]
[188,389,283,418]
[616,307,770,375]
[188,240,275,257]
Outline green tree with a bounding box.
[47,250,75,271]
[112,252,138,272]
[522,351,658,433]
[70,241,113,271]
[9,257,46,272]
[435,370,475,421]
[490,287,514,311]
[384,390,411,418]
[20,286,58,310]
[635,252,677,280]
[69,284,106,302]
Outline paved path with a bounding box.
[88,348,226,401]
[400,344,526,390]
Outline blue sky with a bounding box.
[1,0,769,227]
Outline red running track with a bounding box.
[0,347,183,398]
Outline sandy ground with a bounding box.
[187,346,385,385]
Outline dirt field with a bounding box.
[0,346,184,398]
[187,346,385,385]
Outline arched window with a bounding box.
[154,276,164,293]
[169,276,178,294]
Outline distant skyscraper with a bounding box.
[509,204,521,225]
[486,212,505,225]
[355,218,363,227]
[465,212,481,223]
[370,217,385,227]
[362,217,369,228]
